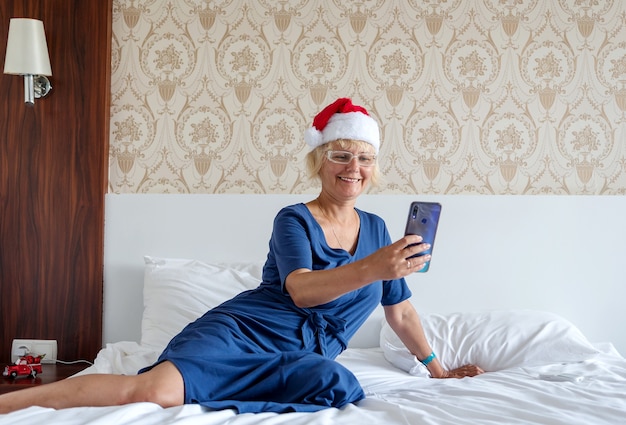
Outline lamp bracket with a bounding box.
[33,75,52,98]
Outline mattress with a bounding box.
[3,256,626,423]
[1,342,625,425]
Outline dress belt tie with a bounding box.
[302,311,348,357]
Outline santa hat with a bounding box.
[304,98,380,153]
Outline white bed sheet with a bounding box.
[2,342,625,425]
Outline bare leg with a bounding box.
[0,361,184,414]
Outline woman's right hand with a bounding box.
[365,235,431,280]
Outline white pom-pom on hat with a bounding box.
[304,98,380,153]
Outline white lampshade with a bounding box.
[4,18,52,76]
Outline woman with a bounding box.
[0,98,483,415]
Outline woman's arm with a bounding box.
[384,300,484,378]
[285,235,429,308]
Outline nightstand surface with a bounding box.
[0,363,88,394]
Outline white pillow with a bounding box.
[141,256,264,351]
[380,310,600,373]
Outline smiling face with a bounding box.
[308,139,379,202]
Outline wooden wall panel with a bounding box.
[0,0,110,363]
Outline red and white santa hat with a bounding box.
[304,98,380,153]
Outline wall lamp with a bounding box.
[3,18,52,105]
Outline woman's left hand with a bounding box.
[435,364,485,379]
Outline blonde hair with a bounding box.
[305,139,380,187]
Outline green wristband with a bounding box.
[420,351,436,366]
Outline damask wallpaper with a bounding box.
[109,0,626,194]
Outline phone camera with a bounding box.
[411,205,418,219]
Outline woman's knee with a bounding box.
[130,361,185,407]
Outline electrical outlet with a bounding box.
[11,339,57,364]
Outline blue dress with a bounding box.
[142,203,412,413]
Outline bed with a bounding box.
[1,194,625,424]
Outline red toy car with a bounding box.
[2,354,44,379]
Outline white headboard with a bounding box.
[104,194,626,355]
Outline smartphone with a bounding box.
[404,201,442,272]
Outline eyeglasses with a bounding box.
[325,150,377,167]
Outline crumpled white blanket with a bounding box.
[2,342,625,425]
